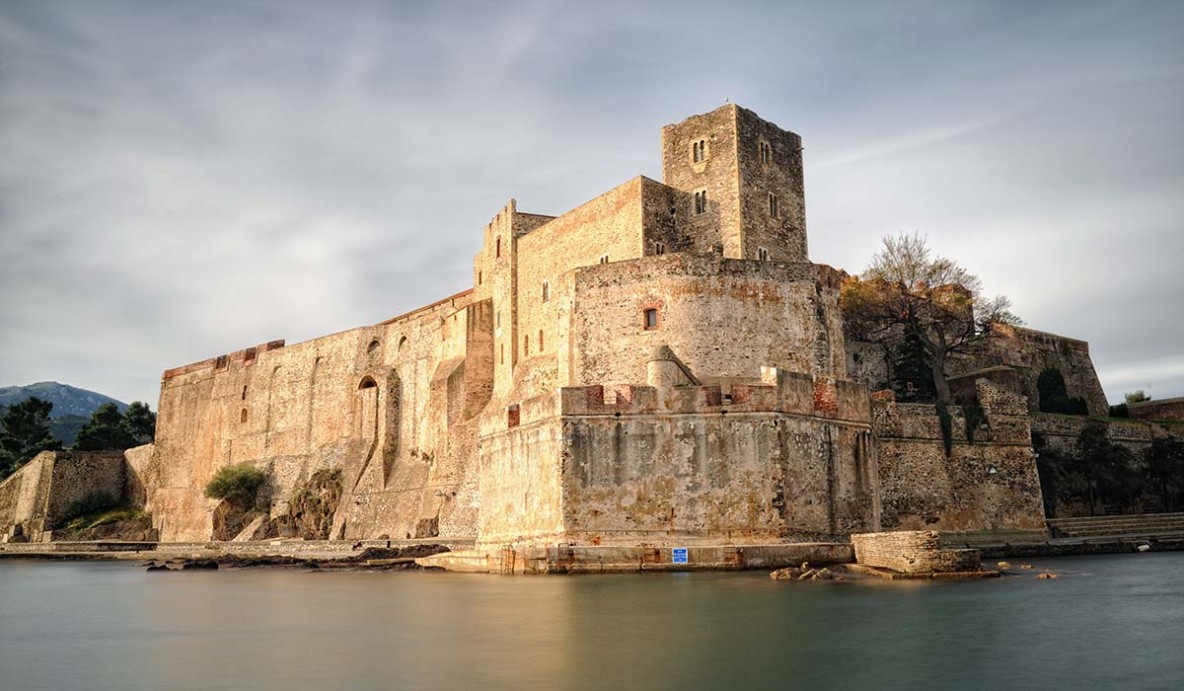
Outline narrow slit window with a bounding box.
[538,330,544,351]
[655,241,666,256]
[694,190,708,215]
[768,193,779,218]
[523,334,529,356]
[500,344,504,364]
[643,308,659,330]
[496,237,501,258]
[760,141,772,164]
[542,281,550,302]
[758,246,770,262]
[600,254,609,264]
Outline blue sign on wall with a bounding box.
[672,548,689,564]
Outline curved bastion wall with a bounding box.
[557,254,848,390]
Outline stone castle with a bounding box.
[3,105,1115,549]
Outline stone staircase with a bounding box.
[1046,513,1184,539]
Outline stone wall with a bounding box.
[1031,414,1153,455]
[146,285,492,542]
[477,368,879,547]
[951,324,1109,417]
[661,104,807,262]
[563,255,846,391]
[0,451,127,542]
[1130,397,1184,422]
[734,105,808,262]
[846,324,1108,418]
[851,530,981,574]
[873,381,1046,533]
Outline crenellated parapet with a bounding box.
[161,339,285,381]
[481,366,874,436]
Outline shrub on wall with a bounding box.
[204,464,266,509]
[54,491,120,529]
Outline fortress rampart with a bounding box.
[3,103,1106,550]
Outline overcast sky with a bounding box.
[1,0,1181,407]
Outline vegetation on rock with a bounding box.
[54,491,121,529]
[1035,422,1184,515]
[841,233,1021,404]
[204,464,266,508]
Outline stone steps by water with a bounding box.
[1046,512,1184,538]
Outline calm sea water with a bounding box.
[1,553,1182,691]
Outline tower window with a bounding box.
[538,330,544,351]
[760,141,772,164]
[542,281,550,302]
[643,308,660,330]
[694,190,708,215]
[600,254,609,264]
[654,241,666,256]
[523,334,529,356]
[500,344,504,364]
[496,237,501,258]
[692,139,706,163]
[478,271,483,285]
[758,246,770,262]
[768,193,779,218]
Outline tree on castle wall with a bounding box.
[840,233,1021,405]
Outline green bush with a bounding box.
[204,464,266,508]
[55,491,119,529]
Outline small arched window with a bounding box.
[359,377,377,390]
[367,339,380,355]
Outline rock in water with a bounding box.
[181,560,219,570]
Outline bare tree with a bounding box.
[841,233,1021,404]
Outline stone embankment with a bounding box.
[0,538,460,570]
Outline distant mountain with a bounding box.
[0,381,128,418]
[0,382,129,446]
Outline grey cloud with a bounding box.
[1,0,1181,406]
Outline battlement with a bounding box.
[162,339,285,381]
[483,368,873,436]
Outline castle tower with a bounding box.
[661,104,807,262]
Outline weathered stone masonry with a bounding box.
[3,103,1113,548]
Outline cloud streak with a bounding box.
[1,0,1182,407]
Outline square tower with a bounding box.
[661,104,807,262]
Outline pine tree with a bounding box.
[122,401,156,446]
[74,403,135,451]
[0,397,61,479]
